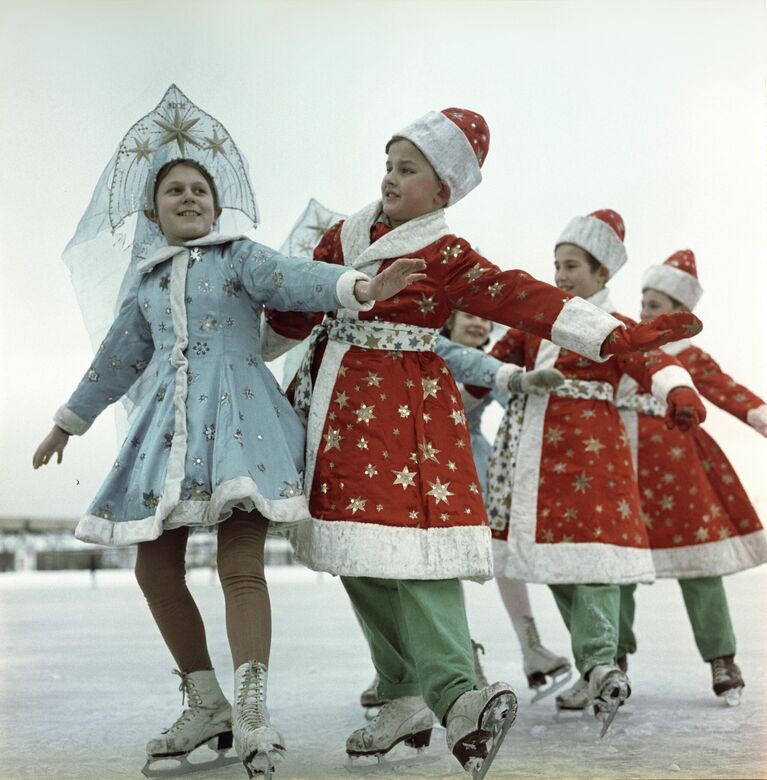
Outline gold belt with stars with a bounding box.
[550,379,614,402]
[616,393,665,416]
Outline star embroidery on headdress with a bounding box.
[128,136,153,162]
[154,107,201,154]
[204,128,229,158]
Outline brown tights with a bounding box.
[134,508,271,672]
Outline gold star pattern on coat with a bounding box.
[334,390,350,409]
[545,426,565,446]
[323,427,342,452]
[364,372,383,388]
[463,262,487,283]
[364,464,378,478]
[427,477,454,504]
[346,497,367,514]
[583,436,606,456]
[572,473,592,493]
[416,293,437,315]
[154,107,201,154]
[392,465,417,490]
[487,281,504,298]
[422,377,440,399]
[418,440,441,463]
[354,403,376,425]
[449,408,466,426]
[441,244,463,264]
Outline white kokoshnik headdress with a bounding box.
[63,83,259,430]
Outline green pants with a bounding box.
[341,576,475,721]
[618,577,736,662]
[549,583,620,676]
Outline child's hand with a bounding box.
[33,426,70,469]
[354,258,427,302]
[664,387,707,432]
[601,312,703,356]
[520,368,565,395]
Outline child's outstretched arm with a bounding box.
[32,293,153,468]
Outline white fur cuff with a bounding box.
[495,363,522,394]
[650,365,696,403]
[336,271,374,312]
[551,297,622,363]
[54,405,91,436]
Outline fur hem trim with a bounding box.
[651,531,767,578]
[74,475,311,546]
[550,297,621,363]
[292,519,494,580]
[54,405,91,435]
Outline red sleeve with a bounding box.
[682,347,765,422]
[440,241,572,339]
[489,327,527,366]
[263,220,344,340]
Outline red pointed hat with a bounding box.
[642,249,703,309]
[555,208,628,278]
[390,108,489,206]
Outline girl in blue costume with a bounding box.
[32,85,423,780]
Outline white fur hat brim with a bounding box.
[392,111,481,206]
[556,215,627,278]
[642,264,703,310]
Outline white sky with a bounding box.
[2,0,766,519]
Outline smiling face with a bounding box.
[145,162,222,246]
[640,288,683,321]
[381,139,449,227]
[447,311,492,348]
[554,243,609,299]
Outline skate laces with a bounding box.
[237,661,269,730]
[711,657,736,684]
[163,670,203,734]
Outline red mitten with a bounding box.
[601,312,703,356]
[664,387,707,432]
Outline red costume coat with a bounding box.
[264,202,622,579]
[621,340,767,578]
[482,289,695,585]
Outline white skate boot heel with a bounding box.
[516,618,572,703]
[554,675,591,716]
[587,664,631,737]
[233,661,285,779]
[345,695,437,773]
[141,669,239,777]
[445,682,517,779]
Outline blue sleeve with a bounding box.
[61,292,154,428]
[236,240,361,312]
[434,335,504,388]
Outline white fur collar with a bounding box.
[339,200,452,272]
[138,232,248,274]
[661,338,693,356]
[587,286,617,314]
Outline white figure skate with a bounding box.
[516,617,572,703]
[141,669,238,777]
[587,664,631,737]
[233,661,285,779]
[445,681,518,779]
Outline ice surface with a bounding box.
[0,566,764,779]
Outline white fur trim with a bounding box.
[550,297,622,363]
[642,264,703,310]
[292,518,493,580]
[54,405,91,435]
[304,339,350,497]
[74,475,311,546]
[336,270,374,311]
[137,233,248,274]
[650,365,696,403]
[747,404,767,430]
[393,111,481,206]
[661,339,693,357]
[652,530,767,579]
[557,216,627,278]
[495,363,521,394]
[259,314,302,361]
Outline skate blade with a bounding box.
[597,699,620,738]
[530,668,574,704]
[142,749,240,778]
[345,751,440,775]
[471,693,518,780]
[722,688,743,707]
[244,746,285,779]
